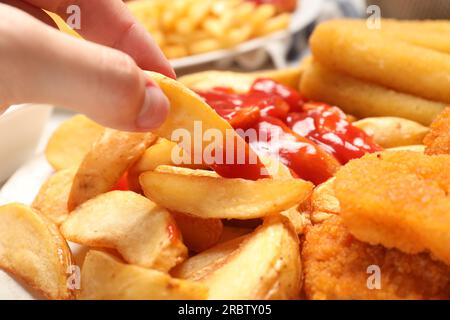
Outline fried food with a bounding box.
[68,129,156,210]
[353,117,429,148]
[310,20,450,104]
[334,151,450,265]
[140,167,313,219]
[0,204,74,300]
[424,107,450,155]
[179,68,302,93]
[300,60,448,125]
[79,250,207,300]
[61,191,187,272]
[32,167,76,225]
[302,215,450,300]
[176,215,301,299]
[171,211,223,253]
[45,115,104,170]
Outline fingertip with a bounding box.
[135,81,170,131]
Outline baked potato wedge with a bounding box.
[61,191,187,271]
[0,204,74,300]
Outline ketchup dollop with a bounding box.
[197,79,381,184]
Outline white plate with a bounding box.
[170,0,323,69]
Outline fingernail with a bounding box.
[136,82,170,130]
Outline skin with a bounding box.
[0,0,176,131]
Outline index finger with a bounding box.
[26,0,175,78]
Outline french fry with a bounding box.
[300,60,448,125]
[68,129,156,210]
[310,20,450,104]
[32,167,76,225]
[61,191,187,272]
[79,250,207,300]
[140,167,313,220]
[45,115,103,170]
[353,117,429,148]
[0,204,74,300]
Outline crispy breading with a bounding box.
[302,216,450,300]
[424,107,450,155]
[334,151,450,265]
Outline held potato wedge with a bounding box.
[68,129,156,210]
[177,216,301,299]
[32,167,76,225]
[140,167,313,219]
[353,117,429,148]
[45,115,104,170]
[61,191,187,272]
[79,250,207,300]
[0,204,74,300]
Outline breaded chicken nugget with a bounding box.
[424,107,450,155]
[302,216,450,300]
[335,151,450,265]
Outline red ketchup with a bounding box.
[286,103,382,164]
[112,172,129,191]
[197,79,381,184]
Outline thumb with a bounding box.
[0,4,169,132]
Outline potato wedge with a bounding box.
[171,236,247,281]
[68,129,156,210]
[127,138,208,192]
[79,250,207,300]
[45,115,104,170]
[140,167,313,219]
[147,71,267,180]
[0,204,74,300]
[171,212,223,253]
[32,167,76,225]
[61,191,187,272]
[353,117,429,148]
[308,177,339,224]
[177,216,301,299]
[179,67,302,93]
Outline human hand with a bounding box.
[0,0,175,131]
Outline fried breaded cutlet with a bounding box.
[302,216,450,300]
[424,107,450,155]
[334,151,450,265]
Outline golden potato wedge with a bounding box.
[177,216,301,299]
[179,68,302,93]
[353,117,429,148]
[79,250,207,300]
[171,212,223,253]
[140,167,313,219]
[0,204,74,300]
[147,72,267,180]
[68,129,156,210]
[32,167,76,225]
[45,115,104,171]
[127,138,208,192]
[61,191,187,272]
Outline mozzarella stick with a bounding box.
[310,21,450,104]
[300,60,448,125]
[333,19,450,54]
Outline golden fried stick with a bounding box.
[302,215,450,300]
[334,151,450,265]
[424,107,450,155]
[300,60,447,125]
[310,21,450,104]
